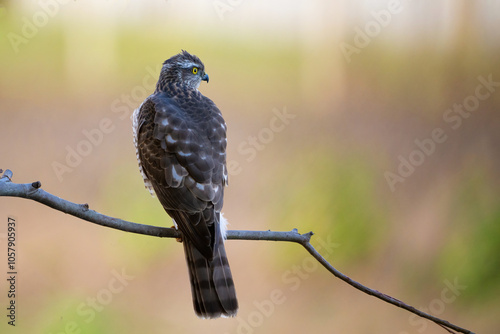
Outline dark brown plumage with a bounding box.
[132,50,237,318]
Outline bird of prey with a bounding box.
[132,50,238,318]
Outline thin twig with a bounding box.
[300,243,469,334]
[0,169,474,334]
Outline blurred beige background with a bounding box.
[1,1,499,333]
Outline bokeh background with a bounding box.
[1,1,499,333]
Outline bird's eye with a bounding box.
[192,67,198,74]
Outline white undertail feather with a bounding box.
[220,213,228,240]
[132,105,155,196]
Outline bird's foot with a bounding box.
[172,225,182,243]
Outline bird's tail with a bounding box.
[183,228,238,318]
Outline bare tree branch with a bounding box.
[0,169,474,334]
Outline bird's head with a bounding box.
[159,50,209,90]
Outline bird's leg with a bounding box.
[172,225,182,243]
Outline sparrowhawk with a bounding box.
[132,50,238,318]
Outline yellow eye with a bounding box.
[192,67,198,74]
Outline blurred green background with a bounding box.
[1,1,499,333]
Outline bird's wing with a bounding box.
[136,92,227,258]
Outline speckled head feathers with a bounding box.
[158,50,208,90]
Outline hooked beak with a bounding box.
[202,73,209,83]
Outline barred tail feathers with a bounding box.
[183,229,238,318]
